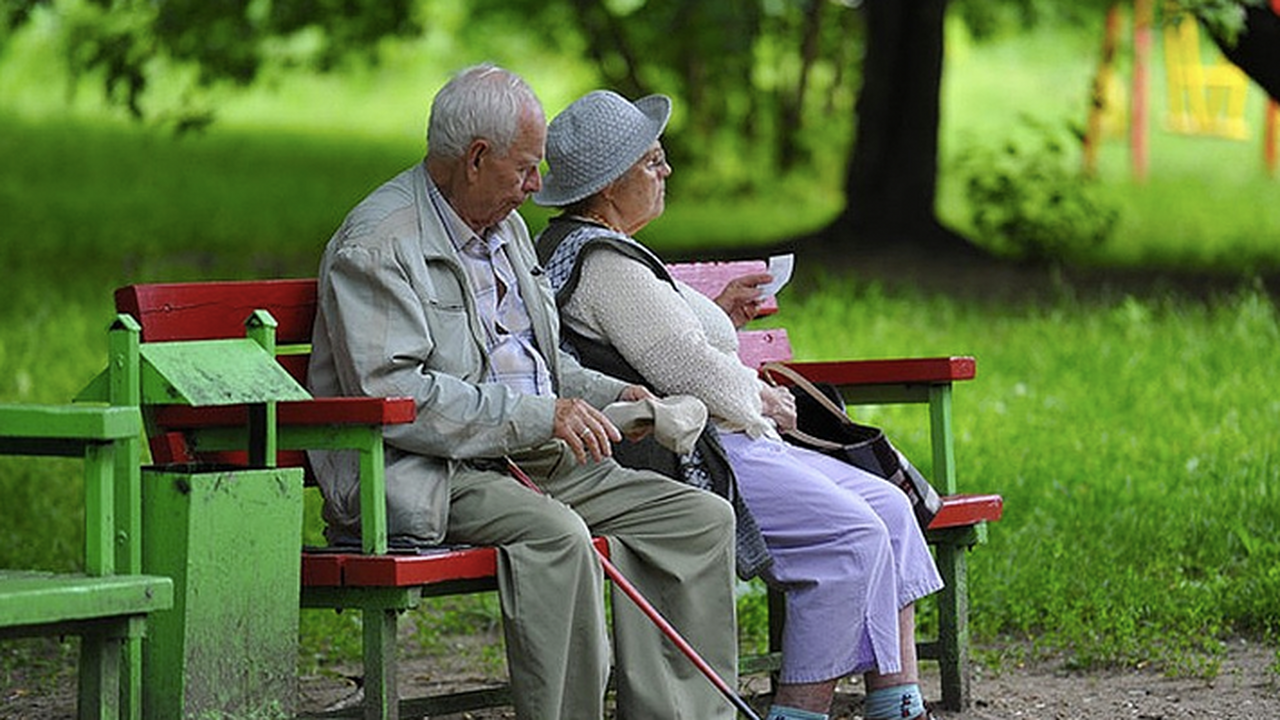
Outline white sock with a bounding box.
[864,683,925,719]
[766,704,828,720]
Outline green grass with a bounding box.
[1,14,1279,684]
[770,276,1280,672]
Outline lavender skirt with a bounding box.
[718,430,944,683]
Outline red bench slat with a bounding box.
[116,279,318,344]
[666,260,779,316]
[298,492,994,590]
[301,555,345,586]
[737,329,793,369]
[783,357,977,386]
[152,396,417,429]
[303,538,612,588]
[928,493,1003,529]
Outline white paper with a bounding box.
[757,253,794,298]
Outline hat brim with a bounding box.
[534,94,672,207]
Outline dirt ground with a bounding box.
[287,633,1280,720]
[2,631,1277,719]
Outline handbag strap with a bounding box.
[761,361,854,450]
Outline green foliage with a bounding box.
[951,0,1107,41]
[954,119,1120,262]
[466,0,863,197]
[8,0,419,130]
[735,582,771,655]
[1173,0,1265,43]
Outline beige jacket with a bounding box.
[308,163,627,543]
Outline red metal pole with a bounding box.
[1131,0,1153,182]
[1267,104,1278,177]
[504,458,763,720]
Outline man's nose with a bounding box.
[525,169,542,193]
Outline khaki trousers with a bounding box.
[445,442,738,719]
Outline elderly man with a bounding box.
[307,64,738,719]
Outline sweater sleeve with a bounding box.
[565,248,774,437]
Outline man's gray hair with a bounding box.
[427,64,541,161]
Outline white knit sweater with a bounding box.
[563,247,777,439]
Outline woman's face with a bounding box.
[610,141,671,234]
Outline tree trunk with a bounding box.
[824,0,976,255]
[778,0,825,172]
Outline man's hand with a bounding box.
[714,273,771,329]
[554,398,623,464]
[761,385,797,433]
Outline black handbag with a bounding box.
[762,362,943,530]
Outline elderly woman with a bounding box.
[533,90,943,720]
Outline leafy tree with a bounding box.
[467,0,864,197]
[4,0,420,128]
[7,0,1276,258]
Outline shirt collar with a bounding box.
[425,172,505,259]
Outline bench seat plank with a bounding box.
[928,493,1003,529]
[785,357,977,386]
[303,538,611,588]
[152,396,416,429]
[0,571,173,631]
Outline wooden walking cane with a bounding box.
[504,457,763,720]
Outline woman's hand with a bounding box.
[618,384,656,402]
[714,273,771,329]
[760,385,797,433]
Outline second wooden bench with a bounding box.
[112,267,1000,718]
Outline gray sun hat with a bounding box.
[533,90,672,207]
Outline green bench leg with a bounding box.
[108,313,145,720]
[933,541,970,712]
[767,587,785,694]
[927,383,973,710]
[302,587,421,720]
[120,639,141,720]
[363,607,399,720]
[79,630,123,720]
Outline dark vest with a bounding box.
[537,217,772,580]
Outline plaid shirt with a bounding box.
[427,181,554,397]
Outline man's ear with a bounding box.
[465,140,488,176]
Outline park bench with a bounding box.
[0,403,174,720]
[111,262,1000,718]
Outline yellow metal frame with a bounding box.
[1163,13,1251,139]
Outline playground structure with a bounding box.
[1162,11,1251,139]
[1083,0,1280,179]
